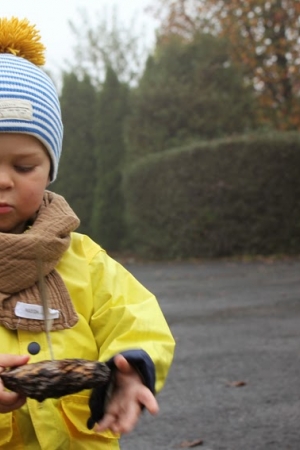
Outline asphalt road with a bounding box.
[119,258,300,450]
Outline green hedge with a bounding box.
[123,132,300,259]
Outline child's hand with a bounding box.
[94,354,159,435]
[0,354,30,413]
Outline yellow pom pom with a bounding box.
[0,17,45,66]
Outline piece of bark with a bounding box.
[1,359,111,402]
[180,439,204,448]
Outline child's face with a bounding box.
[0,133,51,234]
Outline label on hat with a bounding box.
[15,301,59,320]
[0,99,33,120]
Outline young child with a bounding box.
[0,17,175,449]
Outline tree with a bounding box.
[67,7,148,86]
[91,67,129,250]
[150,0,300,129]
[125,32,256,161]
[52,72,97,236]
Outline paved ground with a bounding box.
[119,258,300,450]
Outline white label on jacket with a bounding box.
[15,302,59,320]
[0,99,33,120]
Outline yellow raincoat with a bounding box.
[0,232,175,449]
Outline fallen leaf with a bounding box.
[226,380,247,387]
[179,439,204,448]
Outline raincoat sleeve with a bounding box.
[85,237,175,395]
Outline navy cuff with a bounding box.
[107,349,156,394]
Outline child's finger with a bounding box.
[137,388,159,415]
[0,354,29,371]
[0,387,27,412]
[113,354,132,373]
[93,412,117,433]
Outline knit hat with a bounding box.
[0,18,62,181]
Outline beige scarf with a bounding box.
[0,190,80,332]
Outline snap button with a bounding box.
[27,342,41,355]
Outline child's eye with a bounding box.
[15,165,34,173]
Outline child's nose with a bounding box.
[0,169,13,189]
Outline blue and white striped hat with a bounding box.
[0,20,62,182]
[0,54,62,182]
